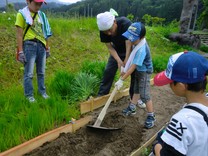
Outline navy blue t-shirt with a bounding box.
[99,17,132,57]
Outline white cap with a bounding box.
[96,12,115,31]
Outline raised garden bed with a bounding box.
[1,85,185,156]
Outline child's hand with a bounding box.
[115,78,123,90]
[120,72,125,77]
[117,60,124,70]
[46,47,50,58]
[152,129,165,154]
[120,66,125,77]
[18,51,26,64]
[120,66,124,73]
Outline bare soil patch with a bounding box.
[25,85,185,156]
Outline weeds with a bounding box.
[80,60,106,80]
[49,70,75,99]
[71,72,100,102]
[153,55,170,73]
[200,45,208,53]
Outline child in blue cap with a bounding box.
[152,51,208,155]
[115,22,155,129]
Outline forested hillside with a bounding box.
[2,0,207,28]
[0,0,59,7]
[52,0,183,23]
[50,0,208,29]
[0,1,65,12]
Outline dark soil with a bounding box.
[25,85,185,156]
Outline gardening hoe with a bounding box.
[87,87,120,130]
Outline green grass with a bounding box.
[200,45,208,53]
[80,60,106,80]
[49,70,75,99]
[0,12,202,152]
[193,30,208,35]
[0,86,78,152]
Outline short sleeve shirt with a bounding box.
[99,17,132,57]
[15,12,46,46]
[161,103,208,156]
[132,42,153,73]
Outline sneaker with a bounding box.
[145,115,156,129]
[122,103,136,116]
[42,93,50,99]
[137,99,146,108]
[205,92,208,97]
[27,96,36,103]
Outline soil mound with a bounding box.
[25,85,185,156]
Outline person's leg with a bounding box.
[129,70,135,99]
[98,55,118,96]
[144,99,155,129]
[146,100,154,113]
[132,70,146,108]
[122,71,138,116]
[122,101,137,115]
[23,41,36,100]
[131,93,139,104]
[139,72,155,128]
[36,42,47,97]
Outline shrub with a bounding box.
[151,20,179,38]
[152,55,170,73]
[71,72,100,102]
[49,71,75,99]
[127,13,134,21]
[80,60,106,81]
[142,14,166,26]
[200,45,208,53]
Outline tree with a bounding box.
[49,0,184,23]
[5,0,8,11]
[142,14,152,25]
[127,13,134,21]
[197,0,208,29]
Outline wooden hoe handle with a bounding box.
[93,87,118,127]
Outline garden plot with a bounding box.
[24,85,185,156]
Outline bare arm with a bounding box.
[121,64,136,80]
[46,39,49,50]
[154,144,162,156]
[105,43,124,69]
[123,40,132,65]
[16,26,23,52]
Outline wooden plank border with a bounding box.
[0,83,155,156]
[0,116,92,156]
[130,123,167,156]
[80,88,129,114]
[80,79,154,114]
[0,88,130,156]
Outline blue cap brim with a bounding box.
[122,31,139,42]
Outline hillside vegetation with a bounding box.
[0,13,106,90]
[0,12,199,152]
[53,0,183,23]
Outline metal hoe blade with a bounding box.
[87,125,120,130]
[87,87,120,131]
